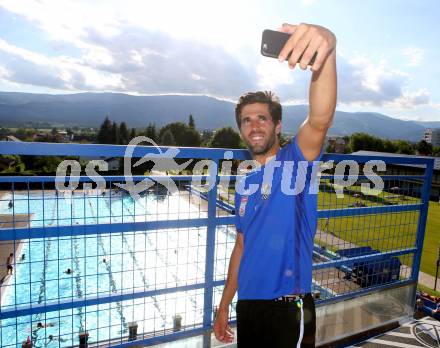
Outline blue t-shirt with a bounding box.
[234,136,322,300]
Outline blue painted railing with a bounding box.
[0,140,435,347]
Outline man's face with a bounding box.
[239,103,281,156]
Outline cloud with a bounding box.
[78,26,256,97]
[0,22,257,96]
[0,65,11,79]
[384,89,430,109]
[403,46,424,67]
[0,38,125,91]
[255,52,429,110]
[0,1,432,111]
[0,0,119,50]
[0,39,68,89]
[335,53,429,109]
[0,0,262,55]
[256,59,296,90]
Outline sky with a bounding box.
[0,0,439,122]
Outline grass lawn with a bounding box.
[315,186,439,278]
[417,283,440,297]
[420,201,440,277]
[227,179,438,278]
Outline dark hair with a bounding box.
[235,91,282,128]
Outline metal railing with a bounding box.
[0,141,434,347]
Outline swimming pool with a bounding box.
[0,190,333,347]
[0,190,236,347]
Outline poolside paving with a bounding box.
[0,213,32,301]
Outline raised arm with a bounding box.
[278,23,337,161]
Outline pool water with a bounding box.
[0,191,234,347]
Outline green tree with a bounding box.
[119,122,129,145]
[97,117,113,144]
[33,156,63,174]
[383,139,398,153]
[395,140,414,155]
[210,127,242,148]
[145,123,158,142]
[326,143,335,153]
[433,146,440,157]
[349,132,384,152]
[200,130,214,146]
[0,155,25,173]
[342,135,351,153]
[416,140,433,156]
[188,114,195,129]
[15,128,27,140]
[110,122,119,144]
[130,128,136,141]
[159,122,201,147]
[160,129,176,146]
[0,127,8,136]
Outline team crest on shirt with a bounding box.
[239,196,248,217]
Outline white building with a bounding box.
[424,128,440,147]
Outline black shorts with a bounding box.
[236,294,316,347]
[7,265,13,270]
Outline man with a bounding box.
[6,252,14,275]
[213,22,336,347]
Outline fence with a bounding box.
[0,140,434,347]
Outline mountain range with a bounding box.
[0,91,436,142]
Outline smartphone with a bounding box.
[261,29,316,66]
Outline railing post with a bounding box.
[411,159,434,281]
[202,159,219,347]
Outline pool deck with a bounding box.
[0,213,32,302]
[181,184,233,217]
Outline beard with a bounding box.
[244,131,278,156]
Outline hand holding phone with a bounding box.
[261,23,336,71]
[261,29,317,66]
